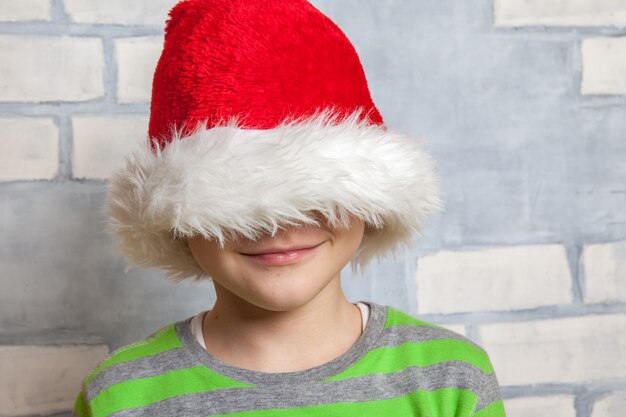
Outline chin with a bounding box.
[239,266,338,312]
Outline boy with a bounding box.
[73,0,506,416]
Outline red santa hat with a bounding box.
[106,0,444,282]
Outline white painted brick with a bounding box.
[0,118,58,181]
[581,37,626,95]
[494,0,626,27]
[583,240,626,303]
[115,37,163,103]
[0,35,104,102]
[72,116,149,179]
[65,0,177,26]
[0,0,50,21]
[0,344,109,417]
[592,391,626,417]
[505,395,576,417]
[416,245,572,314]
[480,314,626,385]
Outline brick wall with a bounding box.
[1,1,624,416]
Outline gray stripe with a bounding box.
[475,371,502,412]
[377,323,471,346]
[85,345,191,402]
[109,360,487,417]
[87,301,476,400]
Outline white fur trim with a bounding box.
[105,109,444,282]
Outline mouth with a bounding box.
[239,242,325,266]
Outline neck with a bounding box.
[202,276,363,372]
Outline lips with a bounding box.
[240,243,321,256]
[239,242,324,266]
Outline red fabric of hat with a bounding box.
[149,0,384,151]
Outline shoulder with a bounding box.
[80,318,186,402]
[376,305,504,413]
[335,303,504,414]
[380,304,495,377]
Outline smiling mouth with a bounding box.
[239,242,324,256]
[239,242,325,266]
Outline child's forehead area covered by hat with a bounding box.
[180,209,370,247]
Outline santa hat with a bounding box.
[106,0,444,282]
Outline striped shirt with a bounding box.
[72,301,506,417]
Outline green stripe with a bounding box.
[322,339,493,383]
[85,323,181,386]
[90,365,253,417]
[72,390,88,417]
[473,400,506,417]
[384,306,439,328]
[216,387,477,417]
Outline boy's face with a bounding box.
[187,212,365,312]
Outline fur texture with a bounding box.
[106,109,444,282]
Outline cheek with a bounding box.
[188,239,256,288]
[188,239,229,274]
[337,221,365,252]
